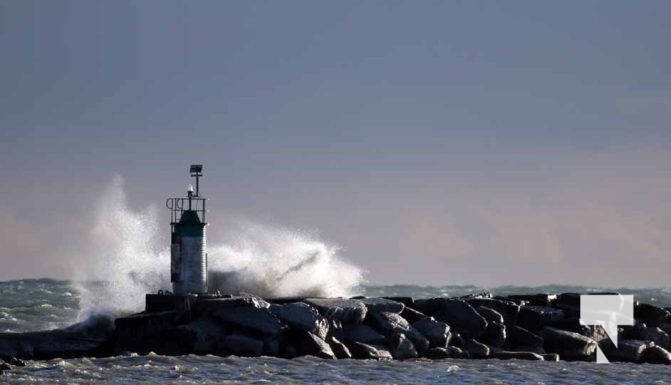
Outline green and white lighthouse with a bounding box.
[166,165,208,295]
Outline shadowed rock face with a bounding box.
[1,292,671,365]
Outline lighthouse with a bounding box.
[166,165,208,295]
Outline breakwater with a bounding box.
[1,292,671,371]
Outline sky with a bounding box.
[0,0,670,287]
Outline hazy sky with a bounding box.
[1,1,670,287]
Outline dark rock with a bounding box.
[464,339,489,359]
[425,347,451,359]
[541,327,597,361]
[490,351,544,360]
[367,311,429,354]
[555,293,581,307]
[465,298,520,327]
[212,307,285,337]
[328,337,351,359]
[517,306,566,331]
[604,339,653,363]
[508,325,543,352]
[219,334,264,357]
[548,318,591,336]
[631,325,670,349]
[383,297,415,308]
[412,317,451,348]
[2,357,25,367]
[326,319,344,341]
[450,332,465,348]
[295,331,335,359]
[481,322,506,348]
[346,342,392,360]
[389,333,418,359]
[269,302,329,339]
[0,363,10,371]
[194,296,270,316]
[641,345,671,364]
[361,298,405,314]
[114,311,183,355]
[305,298,368,324]
[542,353,560,361]
[446,346,468,358]
[635,303,671,326]
[477,306,504,325]
[418,299,487,338]
[176,318,227,354]
[506,294,557,307]
[342,324,387,345]
[400,307,427,324]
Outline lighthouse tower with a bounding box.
[166,165,207,295]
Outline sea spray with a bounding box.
[74,176,364,319]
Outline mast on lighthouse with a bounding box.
[166,165,208,295]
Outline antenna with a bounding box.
[190,164,203,197]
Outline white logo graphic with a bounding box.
[579,295,634,363]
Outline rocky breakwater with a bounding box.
[2,293,671,367]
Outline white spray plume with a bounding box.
[75,176,364,319]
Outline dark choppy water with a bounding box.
[1,279,671,384]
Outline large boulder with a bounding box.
[176,318,227,354]
[360,298,405,314]
[114,311,183,355]
[604,339,653,363]
[481,322,506,348]
[477,306,504,325]
[328,337,352,359]
[212,307,285,337]
[412,317,451,348]
[219,334,264,357]
[508,325,544,353]
[540,327,596,361]
[342,324,387,345]
[400,307,427,323]
[418,299,488,338]
[517,306,566,331]
[465,298,520,327]
[367,311,429,354]
[635,303,670,326]
[631,325,670,349]
[389,333,418,359]
[295,331,335,359]
[269,302,329,339]
[490,350,544,361]
[506,294,557,307]
[641,345,671,364]
[463,339,489,359]
[346,342,393,360]
[305,298,368,324]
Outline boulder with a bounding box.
[641,345,671,364]
[328,337,351,359]
[490,350,544,360]
[269,302,329,339]
[400,307,427,323]
[346,342,392,360]
[540,327,596,361]
[219,334,264,357]
[412,317,451,348]
[480,322,506,348]
[2,357,25,367]
[604,339,653,363]
[367,311,429,354]
[631,325,670,349]
[383,297,415,308]
[0,363,10,371]
[114,311,183,355]
[542,353,560,361]
[517,306,566,331]
[342,324,387,345]
[305,298,368,324]
[295,331,335,359]
[389,333,418,359]
[508,325,544,353]
[212,307,285,337]
[506,294,557,307]
[176,318,227,354]
[326,319,345,341]
[194,296,269,316]
[418,299,487,337]
[465,298,520,327]
[555,293,581,307]
[425,347,451,359]
[463,339,489,359]
[477,306,504,325]
[635,303,670,326]
[361,298,405,314]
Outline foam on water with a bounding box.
[74,177,364,318]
